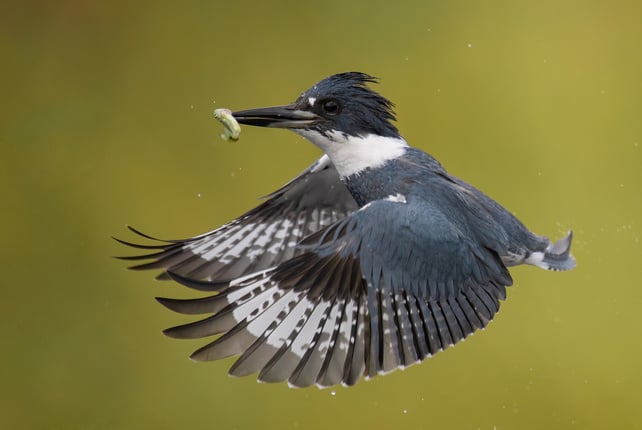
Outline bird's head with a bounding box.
[233,72,408,178]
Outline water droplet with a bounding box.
[467,43,473,48]
[402,409,408,414]
[330,391,336,396]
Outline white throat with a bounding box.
[295,130,408,178]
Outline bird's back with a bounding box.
[343,146,550,265]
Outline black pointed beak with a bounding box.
[232,104,320,129]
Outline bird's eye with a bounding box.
[321,99,341,116]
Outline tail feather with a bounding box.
[527,231,575,271]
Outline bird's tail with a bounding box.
[524,231,575,271]
[541,231,575,271]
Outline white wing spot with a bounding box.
[384,193,407,204]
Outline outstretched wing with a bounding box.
[116,155,357,280]
[159,197,513,387]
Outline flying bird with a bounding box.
[117,72,575,388]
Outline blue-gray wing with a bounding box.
[158,198,513,387]
[116,155,357,280]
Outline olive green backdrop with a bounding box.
[2,1,641,429]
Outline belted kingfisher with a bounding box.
[118,72,575,388]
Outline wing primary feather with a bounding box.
[428,300,454,348]
[228,314,290,377]
[256,293,319,383]
[125,247,191,270]
[439,300,465,344]
[156,295,226,315]
[192,288,296,361]
[163,277,279,339]
[343,257,362,300]
[190,318,253,361]
[418,299,443,354]
[229,222,285,279]
[475,285,500,316]
[112,236,172,250]
[316,299,350,387]
[315,300,347,387]
[165,251,232,279]
[343,295,367,386]
[406,294,430,359]
[446,296,473,337]
[393,292,419,366]
[379,289,402,373]
[286,254,341,298]
[230,292,321,379]
[366,287,382,377]
[166,271,230,292]
[126,225,192,243]
[115,250,171,261]
[308,254,344,299]
[283,297,339,387]
[455,291,484,330]
[286,299,335,387]
[463,288,493,324]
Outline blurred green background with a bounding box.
[2,0,641,429]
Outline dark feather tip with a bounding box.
[165,270,230,292]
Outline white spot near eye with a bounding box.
[308,97,316,107]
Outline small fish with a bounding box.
[214,108,241,141]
